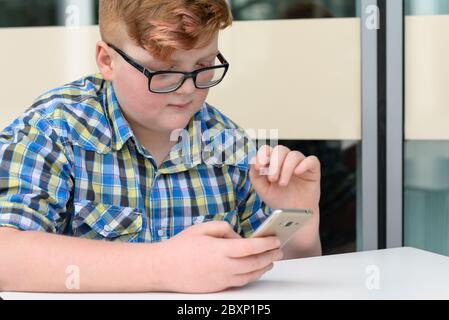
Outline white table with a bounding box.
[2,247,449,300]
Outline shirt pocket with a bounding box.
[72,200,143,241]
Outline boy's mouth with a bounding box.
[168,102,192,109]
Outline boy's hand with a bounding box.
[160,221,283,293]
[249,145,321,211]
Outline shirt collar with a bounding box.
[158,114,204,174]
[103,80,135,152]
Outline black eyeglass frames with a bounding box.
[107,43,230,94]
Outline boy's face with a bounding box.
[97,29,219,137]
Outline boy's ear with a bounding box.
[96,41,114,81]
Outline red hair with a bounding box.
[99,0,233,60]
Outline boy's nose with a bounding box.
[176,77,196,95]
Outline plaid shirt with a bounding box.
[0,74,272,242]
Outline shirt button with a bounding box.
[157,229,164,237]
[194,216,205,224]
[104,225,112,232]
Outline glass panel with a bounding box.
[231,0,357,20]
[278,140,358,255]
[405,0,449,16]
[405,1,449,256]
[0,0,99,28]
[404,142,449,256]
[0,0,359,28]
[0,0,361,25]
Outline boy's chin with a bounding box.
[163,120,192,134]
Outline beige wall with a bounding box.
[405,15,449,140]
[0,19,361,140]
[0,26,99,128]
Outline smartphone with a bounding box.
[250,209,313,247]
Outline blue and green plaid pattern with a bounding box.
[0,74,272,242]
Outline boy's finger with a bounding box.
[253,145,272,174]
[279,151,306,186]
[231,248,283,275]
[249,163,270,192]
[267,145,290,182]
[225,236,281,258]
[294,155,321,177]
[231,263,274,288]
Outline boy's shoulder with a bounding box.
[5,74,114,153]
[30,73,106,117]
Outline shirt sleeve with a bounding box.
[236,170,273,238]
[0,112,73,233]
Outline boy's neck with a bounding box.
[130,122,179,168]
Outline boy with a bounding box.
[0,0,321,293]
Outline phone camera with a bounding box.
[284,221,293,227]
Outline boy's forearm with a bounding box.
[0,228,168,293]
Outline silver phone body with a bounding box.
[250,209,313,247]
